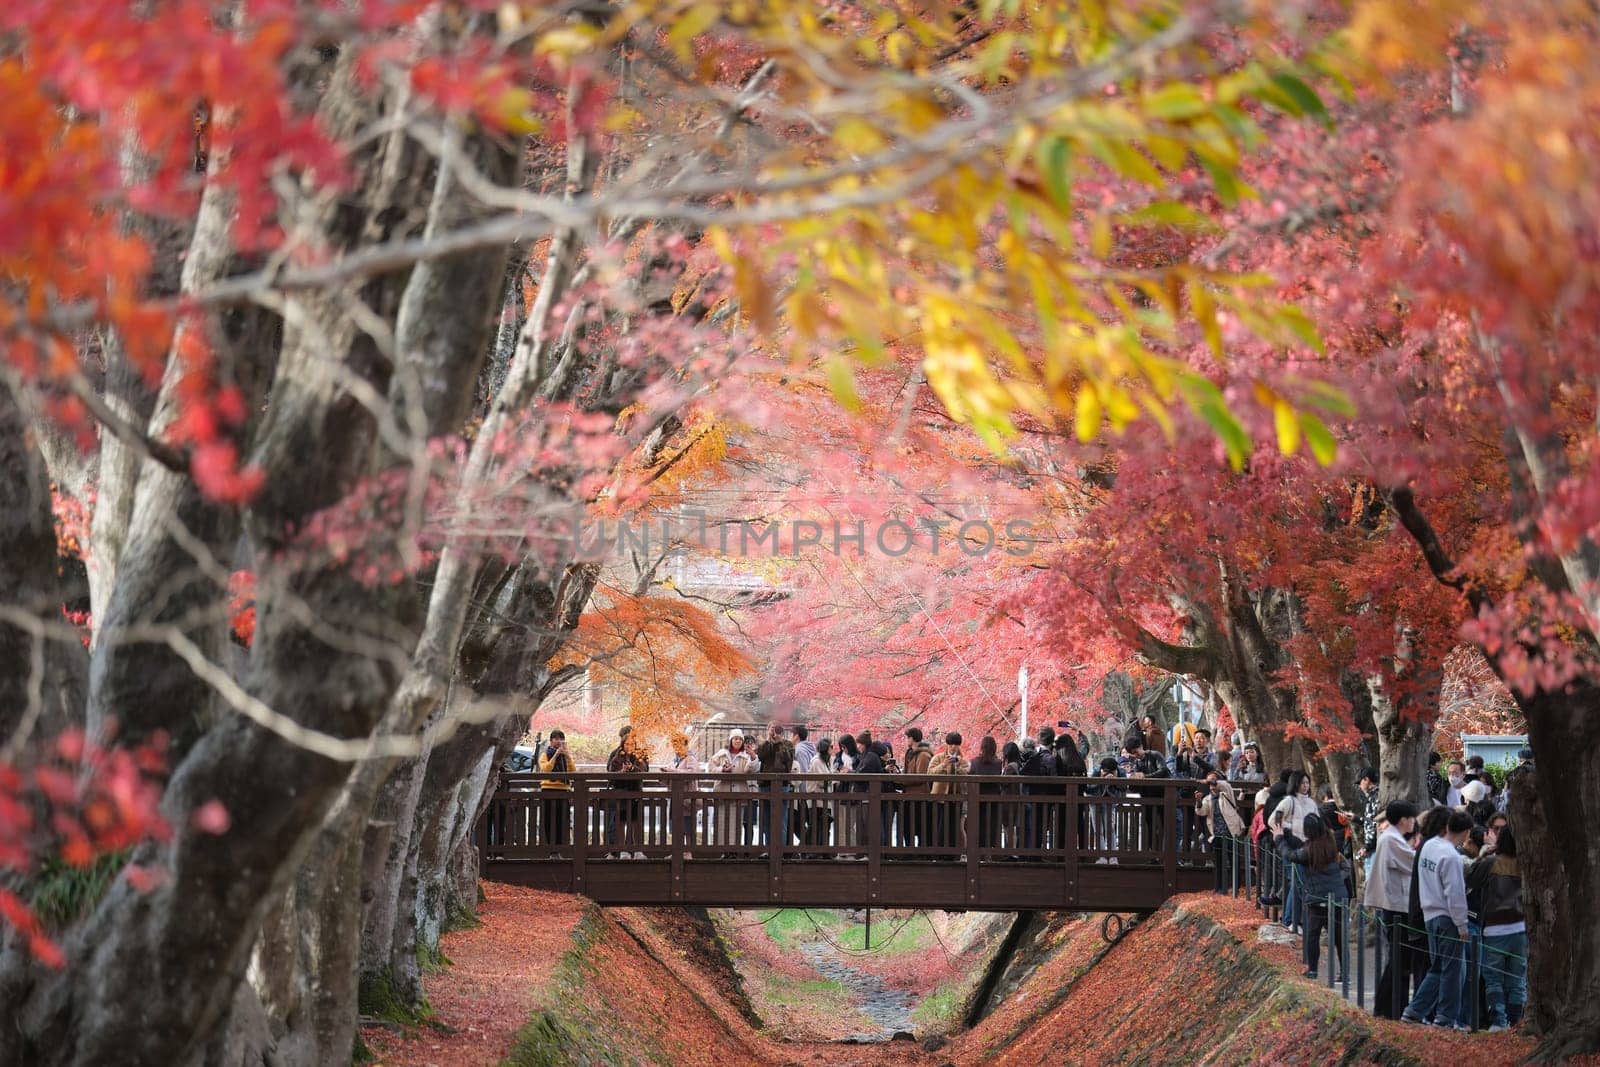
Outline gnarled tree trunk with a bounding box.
[1507,683,1600,1061]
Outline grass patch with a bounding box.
[500,909,644,1065]
[502,1010,585,1067]
[834,912,934,954]
[766,977,845,1005]
[25,851,128,931]
[758,908,834,951]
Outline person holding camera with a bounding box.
[1168,728,1214,855]
[1087,756,1124,861]
[538,729,573,853]
[1198,772,1245,892]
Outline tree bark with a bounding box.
[1507,682,1600,1060]
[1392,487,1600,1056]
[0,378,88,747]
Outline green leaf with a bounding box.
[1300,412,1339,465]
[1088,136,1164,186]
[1038,136,1073,211]
[1122,201,1220,231]
[1145,83,1208,121]
[1177,376,1251,467]
[1198,397,1252,470]
[826,356,861,411]
[1298,380,1358,418]
[1273,304,1325,352]
[1269,73,1331,127]
[1195,151,1250,207]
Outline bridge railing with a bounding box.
[477,772,1216,872]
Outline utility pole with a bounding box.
[1018,663,1029,742]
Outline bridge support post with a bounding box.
[670,774,685,901]
[1163,781,1178,894]
[965,779,980,905]
[573,778,588,894]
[1065,782,1078,908]
[767,774,782,904]
[867,779,882,905]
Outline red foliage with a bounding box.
[0,727,170,964]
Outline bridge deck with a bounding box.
[478,772,1221,911]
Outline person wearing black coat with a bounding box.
[1288,814,1351,980]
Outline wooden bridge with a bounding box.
[477,773,1217,912]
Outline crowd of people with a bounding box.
[524,718,1529,1031]
[1246,750,1529,1032]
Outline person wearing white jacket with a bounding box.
[1404,809,1474,1028]
[1367,801,1421,1018]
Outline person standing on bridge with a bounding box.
[835,733,863,853]
[1020,729,1058,852]
[792,725,817,847]
[538,730,573,854]
[668,731,699,855]
[969,736,1005,852]
[1053,731,1088,851]
[803,736,834,853]
[1230,741,1266,786]
[605,725,649,859]
[899,727,935,850]
[755,722,796,852]
[709,730,756,850]
[928,731,969,856]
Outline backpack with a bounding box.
[1021,748,1056,776]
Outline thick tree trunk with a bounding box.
[1370,675,1431,808]
[1508,682,1600,1061]
[0,379,88,746]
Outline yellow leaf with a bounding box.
[1273,399,1301,455]
[1074,385,1102,441]
[1090,214,1113,259]
[536,26,598,58]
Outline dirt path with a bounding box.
[362,885,588,1067]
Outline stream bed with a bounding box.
[800,941,917,1041]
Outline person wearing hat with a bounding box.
[709,729,756,848]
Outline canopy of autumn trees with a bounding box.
[2,0,1600,1062]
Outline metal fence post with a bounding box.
[1389,914,1405,1019]
[1357,903,1367,1009]
[1468,928,1481,1031]
[1341,898,1351,999]
[1326,894,1336,989]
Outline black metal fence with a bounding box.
[1212,835,1527,1031]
